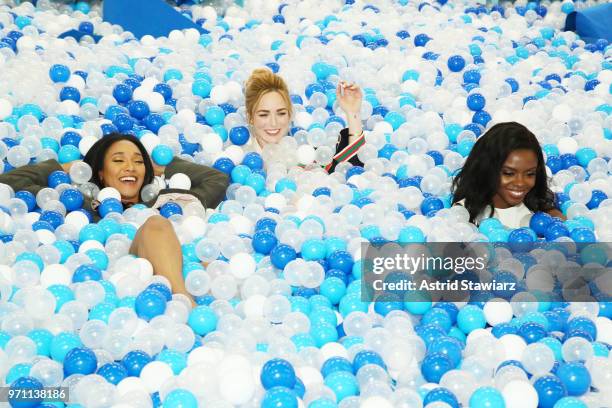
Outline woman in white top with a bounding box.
[243,68,365,172]
[452,122,565,229]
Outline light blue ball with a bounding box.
[151,144,174,166]
[320,278,347,305]
[469,387,505,408]
[323,371,359,401]
[163,389,198,408]
[457,305,486,333]
[554,397,587,408]
[204,106,225,126]
[398,226,425,243]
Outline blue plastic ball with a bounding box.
[534,375,568,408]
[252,230,278,255]
[9,377,43,408]
[50,332,82,362]
[58,145,81,163]
[59,189,84,212]
[163,389,198,408]
[270,244,297,269]
[213,157,235,175]
[242,152,264,170]
[429,337,463,368]
[424,387,459,408]
[570,227,596,243]
[78,21,94,34]
[530,212,554,236]
[121,350,152,377]
[112,84,133,103]
[421,352,453,383]
[59,86,81,103]
[469,387,505,408]
[447,55,466,72]
[127,100,150,120]
[456,305,486,333]
[14,190,36,212]
[188,305,218,335]
[261,386,298,408]
[353,350,386,372]
[229,126,250,146]
[135,289,167,321]
[144,114,165,133]
[467,93,486,111]
[72,264,102,283]
[544,222,570,241]
[151,144,174,166]
[420,197,444,215]
[321,357,353,377]
[261,358,296,390]
[192,80,212,97]
[49,64,70,83]
[414,33,431,46]
[98,198,123,218]
[586,190,607,210]
[159,202,182,218]
[323,371,359,401]
[63,347,98,376]
[204,106,225,126]
[97,362,128,385]
[556,362,591,396]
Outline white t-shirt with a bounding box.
[244,136,263,155]
[456,199,533,229]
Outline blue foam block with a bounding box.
[103,0,206,39]
[58,29,102,43]
[564,3,612,44]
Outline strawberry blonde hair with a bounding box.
[244,68,293,123]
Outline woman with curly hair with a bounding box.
[452,122,565,228]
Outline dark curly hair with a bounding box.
[83,132,155,192]
[451,122,557,224]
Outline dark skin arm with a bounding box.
[547,209,566,221]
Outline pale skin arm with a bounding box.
[336,81,363,144]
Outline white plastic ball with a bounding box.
[502,380,538,408]
[168,173,191,190]
[97,187,122,202]
[483,299,513,326]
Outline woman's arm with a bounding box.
[324,82,366,173]
[0,159,63,196]
[547,208,567,221]
[0,159,96,214]
[155,157,229,209]
[337,81,363,145]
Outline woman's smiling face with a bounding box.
[492,149,538,209]
[250,91,291,147]
[98,139,146,204]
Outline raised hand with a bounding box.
[336,81,363,142]
[336,81,363,115]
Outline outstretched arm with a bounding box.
[0,160,63,197]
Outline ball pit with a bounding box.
[0,0,611,407]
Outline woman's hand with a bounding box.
[336,81,363,115]
[61,161,75,173]
[152,162,166,177]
